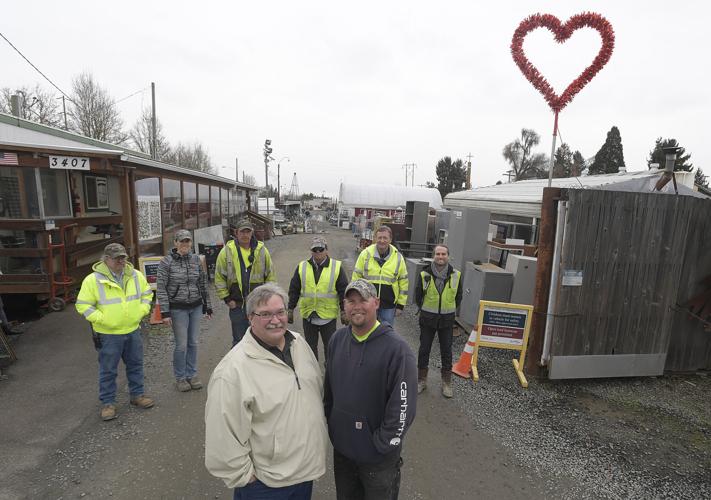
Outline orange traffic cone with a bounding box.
[452,329,478,378]
[149,301,163,325]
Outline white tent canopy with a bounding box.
[444,170,700,219]
[338,183,442,210]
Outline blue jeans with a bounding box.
[229,306,251,346]
[234,480,313,500]
[171,305,202,380]
[377,307,396,327]
[97,329,145,405]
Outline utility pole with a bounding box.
[465,153,473,189]
[61,95,68,130]
[264,139,273,215]
[235,157,239,183]
[151,82,157,160]
[402,164,408,186]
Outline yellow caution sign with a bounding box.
[471,300,533,388]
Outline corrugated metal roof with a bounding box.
[0,112,257,190]
[444,170,699,219]
[339,183,443,209]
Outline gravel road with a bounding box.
[1,225,708,499]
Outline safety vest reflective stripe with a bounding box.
[94,272,147,304]
[224,244,237,285]
[300,261,338,299]
[81,306,97,318]
[420,269,460,314]
[298,259,340,319]
[224,242,270,291]
[362,250,403,283]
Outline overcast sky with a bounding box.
[2,1,709,197]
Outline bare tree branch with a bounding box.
[68,72,127,144]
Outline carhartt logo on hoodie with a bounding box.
[392,381,408,445]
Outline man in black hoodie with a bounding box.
[324,279,417,500]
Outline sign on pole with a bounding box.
[472,300,533,388]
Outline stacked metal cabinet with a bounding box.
[403,201,429,256]
[458,263,513,327]
[405,257,431,305]
[434,210,451,244]
[445,207,490,272]
[505,255,538,305]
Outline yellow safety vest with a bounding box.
[215,240,276,300]
[75,262,152,334]
[420,269,460,315]
[353,244,408,307]
[298,259,341,320]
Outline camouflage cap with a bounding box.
[345,279,378,300]
[174,229,192,242]
[232,218,254,231]
[103,243,128,258]
[310,236,328,249]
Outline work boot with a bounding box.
[130,395,155,409]
[1,322,22,336]
[441,370,453,398]
[100,404,117,421]
[417,368,428,394]
[187,377,203,390]
[176,379,192,392]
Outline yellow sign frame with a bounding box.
[472,300,533,388]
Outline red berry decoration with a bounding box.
[511,12,615,113]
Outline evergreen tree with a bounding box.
[695,168,709,188]
[572,150,585,177]
[589,126,625,175]
[553,143,574,178]
[647,137,693,172]
[435,157,467,197]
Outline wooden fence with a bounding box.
[547,189,710,378]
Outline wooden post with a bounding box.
[525,187,562,376]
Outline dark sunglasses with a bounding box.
[311,247,325,253]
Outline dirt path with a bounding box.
[3,221,707,499]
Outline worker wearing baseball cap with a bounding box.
[76,243,155,421]
[287,236,348,362]
[215,218,277,346]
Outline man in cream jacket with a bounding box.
[205,283,328,499]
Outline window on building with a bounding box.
[211,186,220,226]
[221,188,229,226]
[83,175,109,211]
[0,167,40,219]
[198,184,210,227]
[183,182,197,230]
[136,177,162,257]
[162,178,182,253]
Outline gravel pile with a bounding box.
[396,306,711,500]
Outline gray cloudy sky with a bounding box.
[2,1,709,196]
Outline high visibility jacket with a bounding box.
[420,268,461,315]
[215,240,276,301]
[352,244,408,308]
[297,258,341,320]
[75,262,152,334]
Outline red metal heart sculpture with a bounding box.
[511,13,615,113]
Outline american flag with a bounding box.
[0,152,19,165]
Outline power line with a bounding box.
[0,31,73,102]
[113,87,148,106]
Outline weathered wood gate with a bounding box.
[546,189,711,379]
